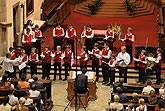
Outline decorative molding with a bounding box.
[0,22,12,28]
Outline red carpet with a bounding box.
[42,6,160,68]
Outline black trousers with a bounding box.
[13,66,17,78]
[24,45,32,56]
[64,63,71,79]
[126,44,132,64]
[42,62,51,79]
[139,67,146,83]
[108,42,113,51]
[102,62,109,82]
[109,69,115,85]
[5,71,14,78]
[80,65,87,71]
[30,64,37,77]
[67,40,75,54]
[19,67,27,78]
[54,62,62,79]
[54,37,63,50]
[85,39,93,52]
[92,60,99,81]
[155,65,161,84]
[119,66,128,83]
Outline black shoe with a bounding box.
[53,78,56,81]
[63,78,67,81]
[59,78,62,80]
[102,81,108,85]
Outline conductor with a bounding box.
[74,68,88,93]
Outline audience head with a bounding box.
[132,93,138,99]
[31,84,37,91]
[20,74,26,81]
[82,68,87,74]
[110,105,117,111]
[158,99,165,109]
[139,105,144,111]
[2,96,9,106]
[139,98,145,105]
[1,74,8,83]
[113,95,120,102]
[6,53,11,58]
[32,74,38,81]
[119,78,124,84]
[19,97,26,105]
[149,90,156,97]
[121,46,126,53]
[126,103,134,111]
[146,79,152,86]
[160,108,165,111]
[104,42,109,48]
[116,87,123,94]
[9,87,15,95]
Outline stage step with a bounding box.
[74,0,155,17]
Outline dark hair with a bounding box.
[82,68,87,74]
[26,28,30,32]
[27,20,32,25]
[3,96,9,106]
[146,79,152,85]
[158,99,165,108]
[32,74,38,81]
[20,74,26,81]
[6,53,11,58]
[31,84,36,90]
[35,24,39,28]
[9,47,13,51]
[104,42,109,46]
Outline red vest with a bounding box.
[155,53,162,66]
[125,33,133,46]
[64,50,72,64]
[54,27,63,37]
[67,28,76,40]
[20,55,28,62]
[29,53,38,61]
[23,34,32,46]
[86,30,92,36]
[92,48,100,61]
[34,30,42,37]
[10,52,16,60]
[80,51,88,65]
[106,31,114,43]
[102,48,110,62]
[42,51,51,63]
[138,55,147,68]
[54,51,62,63]
[109,58,116,69]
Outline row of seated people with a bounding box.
[110,79,165,111]
[0,74,46,111]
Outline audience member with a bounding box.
[18,74,30,89]
[0,96,12,111]
[29,84,41,97]
[142,79,155,94]
[154,99,165,111]
[8,87,19,106]
[126,103,135,111]
[130,93,139,103]
[31,74,43,89]
[0,74,12,88]
[110,95,124,111]
[159,82,165,98]
[136,98,147,111]
[15,97,29,111]
[116,87,129,103]
[148,90,158,105]
[113,78,127,93]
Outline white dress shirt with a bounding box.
[116,52,130,67]
[3,57,18,73]
[29,90,41,97]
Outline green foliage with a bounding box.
[88,0,102,15]
[125,0,136,15]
